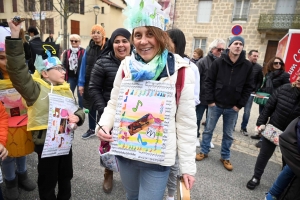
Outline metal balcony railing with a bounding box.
[258,14,300,30]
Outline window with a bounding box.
[24,18,37,30]
[0,19,7,23]
[12,0,18,12]
[0,0,4,13]
[101,7,104,14]
[233,0,250,21]
[197,0,212,23]
[24,0,36,12]
[69,0,79,13]
[193,38,207,54]
[40,0,53,11]
[41,18,54,34]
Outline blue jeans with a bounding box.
[267,165,294,198]
[196,104,208,138]
[201,105,238,160]
[240,95,254,130]
[2,156,27,181]
[67,76,83,108]
[117,156,170,200]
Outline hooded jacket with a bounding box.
[205,50,253,109]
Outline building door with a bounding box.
[263,41,279,68]
[71,20,80,35]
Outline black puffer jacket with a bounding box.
[257,84,300,131]
[89,52,120,118]
[82,39,107,109]
[260,69,290,94]
[196,52,216,105]
[205,50,253,109]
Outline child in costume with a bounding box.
[5,20,85,200]
[0,102,9,200]
[0,24,36,200]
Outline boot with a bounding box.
[103,168,113,193]
[4,177,19,200]
[17,170,36,191]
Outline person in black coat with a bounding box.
[246,78,300,190]
[88,28,131,194]
[27,26,42,73]
[252,57,290,145]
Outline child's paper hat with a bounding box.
[123,0,170,32]
[34,50,62,74]
[0,26,11,52]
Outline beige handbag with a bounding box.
[177,176,190,200]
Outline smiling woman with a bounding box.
[88,27,131,193]
[95,0,197,199]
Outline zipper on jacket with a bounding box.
[228,67,234,85]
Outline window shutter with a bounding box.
[24,0,28,12]
[49,18,54,34]
[197,1,212,23]
[80,0,84,14]
[41,20,45,34]
[0,0,4,13]
[49,0,53,11]
[41,0,45,11]
[12,0,17,12]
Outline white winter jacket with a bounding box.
[99,54,197,176]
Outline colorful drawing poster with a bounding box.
[41,93,78,158]
[110,79,175,164]
[0,88,27,117]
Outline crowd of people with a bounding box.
[0,0,299,200]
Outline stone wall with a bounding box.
[173,0,299,64]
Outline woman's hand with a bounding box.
[79,86,84,96]
[96,125,113,142]
[68,114,79,124]
[182,174,195,190]
[0,144,8,160]
[8,20,21,38]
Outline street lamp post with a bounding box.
[93,5,100,24]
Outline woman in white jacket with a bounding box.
[96,1,197,199]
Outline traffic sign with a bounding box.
[231,25,243,36]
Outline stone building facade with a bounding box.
[172,0,300,65]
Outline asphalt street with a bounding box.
[2,103,282,200]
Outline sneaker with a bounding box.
[81,129,95,139]
[240,129,249,136]
[251,134,261,140]
[196,140,200,147]
[255,141,262,148]
[210,142,214,149]
[195,153,208,161]
[246,176,260,190]
[220,158,233,171]
[265,193,277,200]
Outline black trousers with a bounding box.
[254,137,277,179]
[37,149,73,200]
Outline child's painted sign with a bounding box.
[111,79,175,164]
[42,93,78,158]
[0,88,27,117]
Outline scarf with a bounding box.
[69,48,79,73]
[129,49,168,81]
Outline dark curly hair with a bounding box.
[264,56,285,75]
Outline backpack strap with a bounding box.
[175,67,185,105]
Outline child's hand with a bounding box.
[8,20,21,39]
[68,114,79,124]
[0,144,8,160]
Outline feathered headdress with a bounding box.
[123,0,170,31]
[34,50,62,74]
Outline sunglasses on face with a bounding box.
[273,62,283,65]
[216,48,225,52]
[70,40,79,43]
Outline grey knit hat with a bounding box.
[228,36,244,47]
